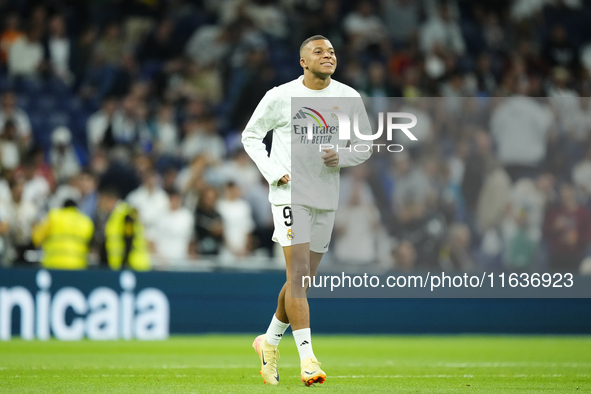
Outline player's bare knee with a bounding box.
[290,262,310,282]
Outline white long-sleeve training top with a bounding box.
[241,75,372,211]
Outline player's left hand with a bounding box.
[321,149,339,167]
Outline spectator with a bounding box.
[27,146,55,189]
[399,66,422,98]
[501,180,542,272]
[441,72,471,114]
[49,173,82,209]
[170,61,223,105]
[563,97,591,145]
[510,0,546,21]
[490,95,554,181]
[177,154,208,211]
[228,47,276,130]
[93,22,126,66]
[439,162,466,223]
[0,13,23,65]
[181,114,226,164]
[217,182,254,258]
[31,199,94,270]
[242,0,288,39]
[7,25,44,77]
[543,183,591,272]
[499,172,555,271]
[110,95,151,148]
[439,223,475,271]
[303,0,344,52]
[19,157,50,212]
[343,0,388,53]
[390,239,417,272]
[215,0,287,39]
[84,49,137,98]
[392,153,437,213]
[45,14,72,84]
[245,175,274,256]
[547,68,586,142]
[185,23,233,68]
[420,2,465,55]
[78,170,99,219]
[213,149,260,194]
[0,120,21,170]
[71,26,97,86]
[423,43,455,81]
[48,127,84,184]
[480,11,507,53]
[382,0,420,44]
[87,96,118,152]
[361,62,398,102]
[0,177,39,263]
[470,53,498,95]
[542,24,580,73]
[0,91,31,147]
[395,199,446,268]
[573,144,591,202]
[151,188,195,265]
[148,103,179,157]
[97,186,151,271]
[334,181,381,265]
[29,5,48,35]
[161,166,179,191]
[339,165,375,208]
[136,19,179,64]
[126,169,170,238]
[121,1,158,49]
[448,138,469,187]
[475,158,511,235]
[507,177,547,234]
[461,131,492,215]
[342,59,367,90]
[195,185,224,256]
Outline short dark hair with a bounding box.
[3,119,16,130]
[63,199,78,208]
[98,185,120,199]
[79,168,95,179]
[165,187,180,197]
[300,35,329,56]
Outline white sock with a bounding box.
[293,328,315,362]
[265,314,289,346]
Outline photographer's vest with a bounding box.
[105,202,151,271]
[41,207,94,270]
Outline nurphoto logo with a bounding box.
[295,105,419,153]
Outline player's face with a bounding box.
[301,40,336,77]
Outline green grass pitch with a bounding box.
[1,335,590,393]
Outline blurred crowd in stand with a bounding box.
[1,0,591,273]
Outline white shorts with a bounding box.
[271,204,335,253]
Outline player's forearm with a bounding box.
[242,135,283,186]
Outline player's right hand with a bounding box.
[277,174,291,186]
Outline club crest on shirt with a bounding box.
[287,228,294,240]
[331,105,339,120]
